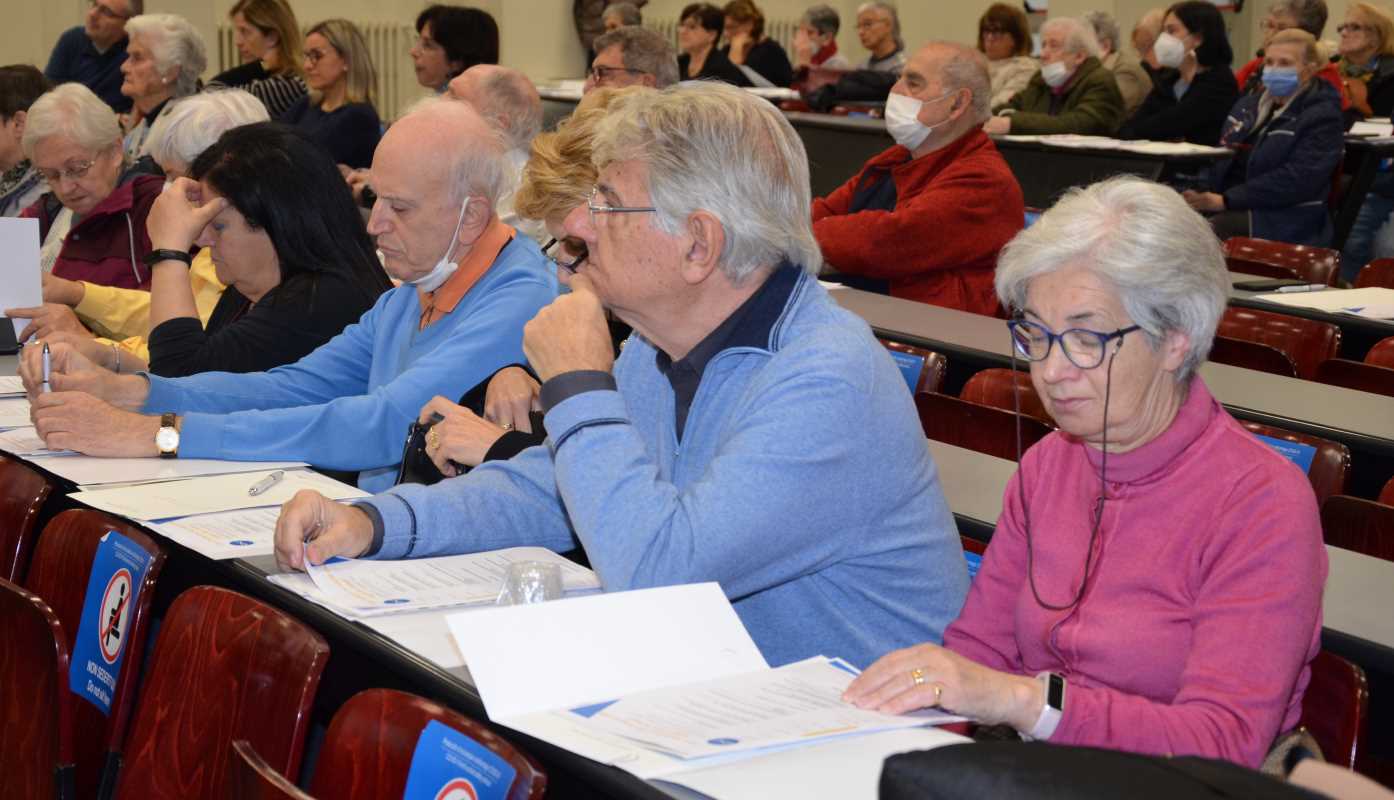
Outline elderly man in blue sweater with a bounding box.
[274,82,968,668]
[27,98,556,491]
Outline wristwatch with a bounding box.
[1027,671,1066,741]
[155,413,180,459]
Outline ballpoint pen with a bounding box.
[41,342,51,393]
[1273,283,1329,293]
[248,470,285,496]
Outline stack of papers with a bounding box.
[0,396,31,429]
[0,425,73,457]
[997,133,1230,156]
[1255,286,1394,319]
[148,506,284,560]
[0,376,25,396]
[71,467,366,521]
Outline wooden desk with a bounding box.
[991,138,1230,209]
[1229,273,1394,361]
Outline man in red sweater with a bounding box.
[812,42,1024,316]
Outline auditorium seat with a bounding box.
[310,688,547,800]
[1208,336,1299,377]
[1314,359,1394,398]
[0,579,73,800]
[960,535,987,557]
[1381,476,1394,506]
[1215,307,1341,380]
[959,368,1053,426]
[915,392,1052,461]
[880,339,947,395]
[1354,259,1394,289]
[1367,336,1394,368]
[1240,422,1350,505]
[0,454,54,583]
[1321,495,1394,562]
[1299,650,1369,770]
[112,586,329,800]
[229,740,315,800]
[1223,236,1340,286]
[23,510,165,800]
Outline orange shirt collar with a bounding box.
[417,219,515,326]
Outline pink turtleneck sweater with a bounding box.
[943,377,1326,768]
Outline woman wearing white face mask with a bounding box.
[1182,29,1343,246]
[984,17,1126,136]
[1119,1,1238,146]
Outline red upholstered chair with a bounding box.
[1321,495,1394,562]
[1208,336,1299,377]
[915,392,1052,461]
[22,509,165,800]
[0,579,74,800]
[1354,259,1394,289]
[1240,422,1350,506]
[1223,236,1341,286]
[1367,336,1394,368]
[310,688,546,800]
[959,368,1053,426]
[960,535,987,557]
[229,740,316,800]
[1381,475,1394,506]
[1298,650,1369,770]
[0,454,55,583]
[880,339,947,395]
[1216,307,1341,380]
[1314,359,1394,398]
[113,586,330,800]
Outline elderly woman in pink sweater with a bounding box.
[844,176,1326,768]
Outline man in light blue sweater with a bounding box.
[275,82,968,668]
[28,99,555,491]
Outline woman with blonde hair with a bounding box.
[1337,2,1394,119]
[206,0,308,118]
[281,18,380,169]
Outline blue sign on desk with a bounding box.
[1254,434,1317,476]
[69,530,152,715]
[888,350,924,393]
[402,720,516,800]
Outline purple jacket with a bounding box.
[944,377,1326,767]
[24,172,161,290]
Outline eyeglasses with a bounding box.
[89,0,129,21]
[587,186,655,226]
[857,18,889,30]
[1007,318,1142,370]
[1337,23,1371,34]
[588,65,648,83]
[37,159,97,186]
[541,236,588,274]
[304,47,334,66]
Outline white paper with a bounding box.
[448,583,768,722]
[365,611,469,670]
[1254,286,1394,318]
[1351,119,1394,137]
[0,425,74,456]
[70,467,364,519]
[0,376,25,395]
[147,506,283,559]
[0,396,31,429]
[0,218,41,340]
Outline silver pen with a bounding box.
[248,470,285,496]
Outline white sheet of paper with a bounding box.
[365,611,469,670]
[0,376,25,395]
[0,425,74,457]
[147,506,282,559]
[1254,286,1394,318]
[0,396,31,429]
[1351,119,1394,137]
[0,218,41,340]
[448,583,768,722]
[35,455,307,487]
[71,467,363,519]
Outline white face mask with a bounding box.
[1154,32,1187,69]
[883,91,949,150]
[1041,59,1071,88]
[407,197,470,292]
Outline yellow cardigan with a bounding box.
[74,248,226,362]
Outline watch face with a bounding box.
[156,426,179,452]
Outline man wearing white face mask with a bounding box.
[1118,1,1238,146]
[813,42,1022,315]
[984,17,1125,136]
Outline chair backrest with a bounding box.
[113,586,330,800]
[229,740,316,800]
[1321,495,1394,562]
[1381,475,1394,506]
[0,578,74,800]
[1313,359,1394,399]
[23,509,165,800]
[1299,650,1369,770]
[0,455,55,583]
[1367,336,1394,369]
[1216,307,1341,380]
[310,688,546,800]
[1354,258,1394,289]
[1240,422,1350,505]
[915,392,1052,461]
[1223,236,1341,286]
[1208,336,1299,377]
[959,368,1053,425]
[880,339,947,395]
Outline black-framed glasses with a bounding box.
[588,65,648,83]
[1007,318,1142,370]
[1337,23,1371,33]
[37,159,97,186]
[541,236,588,275]
[304,47,335,66]
[587,185,655,226]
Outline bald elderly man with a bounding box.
[447,64,547,241]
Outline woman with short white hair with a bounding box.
[119,13,208,161]
[846,176,1325,769]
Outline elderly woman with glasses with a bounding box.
[845,176,1325,769]
[119,13,207,161]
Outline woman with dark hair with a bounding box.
[135,122,391,377]
[1118,1,1238,145]
[722,0,793,87]
[411,5,499,92]
[978,3,1037,109]
[676,3,750,86]
[0,65,51,217]
[206,0,308,119]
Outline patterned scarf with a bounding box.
[0,159,40,212]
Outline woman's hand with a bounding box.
[5,303,92,343]
[728,31,754,64]
[483,366,541,434]
[982,116,1011,135]
[147,177,226,252]
[792,27,815,68]
[1181,189,1225,212]
[417,395,507,475]
[41,272,86,307]
[842,643,1044,732]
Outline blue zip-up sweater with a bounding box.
[1211,80,1344,246]
[361,269,969,668]
[141,235,556,492]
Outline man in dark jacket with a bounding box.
[44,0,136,114]
[984,17,1125,135]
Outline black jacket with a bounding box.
[678,47,751,87]
[1119,65,1239,145]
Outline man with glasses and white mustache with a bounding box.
[984,16,1125,136]
[45,0,140,114]
[813,42,1022,316]
[273,82,969,670]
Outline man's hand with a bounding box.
[19,339,141,406]
[31,392,162,456]
[274,490,375,571]
[522,274,615,383]
[5,303,92,343]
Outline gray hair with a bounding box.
[401,95,507,209]
[857,2,903,50]
[800,4,841,36]
[1084,10,1121,53]
[592,81,822,281]
[144,89,269,170]
[1270,0,1329,36]
[931,42,992,125]
[602,2,643,26]
[470,66,543,154]
[995,177,1228,381]
[21,83,122,159]
[125,14,208,98]
[592,26,680,88]
[1042,17,1102,59]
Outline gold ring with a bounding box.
[933,683,943,706]
[910,667,926,687]
[427,427,441,452]
[501,422,514,432]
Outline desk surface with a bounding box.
[1228,273,1394,359]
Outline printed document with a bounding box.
[0,396,31,429]
[36,455,306,487]
[0,426,75,456]
[71,468,365,520]
[148,506,282,559]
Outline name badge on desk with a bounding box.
[69,530,153,715]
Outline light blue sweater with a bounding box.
[142,236,556,492]
[362,269,969,668]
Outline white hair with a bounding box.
[857,2,903,50]
[995,177,1228,381]
[125,14,209,98]
[401,95,507,209]
[592,81,822,281]
[21,83,122,159]
[470,66,543,154]
[144,89,269,169]
[1084,11,1121,53]
[1043,17,1102,59]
